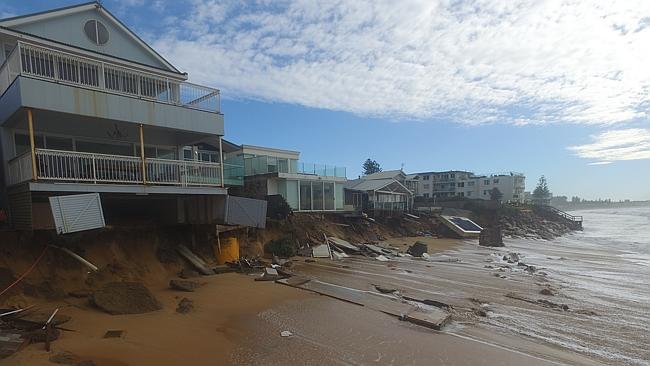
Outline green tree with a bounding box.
[533,176,551,200]
[489,187,503,201]
[362,158,382,175]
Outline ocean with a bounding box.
[495,206,650,365]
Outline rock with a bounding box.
[91,282,162,315]
[305,258,316,263]
[28,327,61,343]
[169,279,201,292]
[473,308,488,317]
[178,268,200,279]
[479,227,504,247]
[525,265,537,273]
[49,351,76,364]
[176,298,194,314]
[539,288,555,296]
[374,285,397,294]
[406,241,428,257]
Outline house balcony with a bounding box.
[244,155,346,178]
[0,41,222,135]
[7,148,244,192]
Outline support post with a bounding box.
[139,124,147,184]
[218,135,225,188]
[27,109,37,181]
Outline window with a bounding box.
[423,184,430,190]
[14,133,44,156]
[45,136,73,151]
[458,192,464,197]
[300,181,312,211]
[423,193,429,198]
[422,175,430,180]
[84,20,110,45]
[457,182,464,187]
[467,191,472,196]
[450,173,455,178]
[468,181,475,186]
[494,179,499,184]
[484,180,490,185]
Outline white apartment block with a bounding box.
[413,171,525,203]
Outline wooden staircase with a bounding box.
[534,205,583,230]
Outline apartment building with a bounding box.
[413,171,525,203]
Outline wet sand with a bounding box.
[4,238,604,365]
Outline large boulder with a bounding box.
[169,279,201,292]
[91,282,162,315]
[479,227,504,247]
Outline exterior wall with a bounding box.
[8,8,171,70]
[3,77,223,135]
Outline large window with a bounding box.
[14,133,44,156]
[312,182,324,210]
[300,181,312,211]
[324,182,335,210]
[76,140,133,156]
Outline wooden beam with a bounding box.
[27,109,37,181]
[139,124,147,184]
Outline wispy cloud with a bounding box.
[150,0,650,124]
[569,128,650,164]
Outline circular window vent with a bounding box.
[84,20,109,45]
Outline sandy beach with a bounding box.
[2,237,606,366]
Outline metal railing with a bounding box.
[243,155,346,178]
[0,41,220,113]
[5,148,247,187]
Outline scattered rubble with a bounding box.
[406,241,428,257]
[91,282,162,315]
[176,298,194,314]
[169,279,201,292]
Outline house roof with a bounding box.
[362,169,405,180]
[345,178,413,195]
[0,1,181,74]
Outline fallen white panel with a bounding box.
[312,244,331,258]
[49,193,105,234]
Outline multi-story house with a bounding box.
[0,3,245,229]
[412,171,525,203]
[344,169,415,214]
[227,144,347,212]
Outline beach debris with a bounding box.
[280,330,293,337]
[327,237,360,253]
[332,251,349,260]
[406,241,428,257]
[0,305,35,319]
[176,245,214,275]
[91,282,162,315]
[213,265,237,275]
[49,246,99,272]
[404,310,451,331]
[403,297,452,311]
[0,330,28,359]
[49,351,76,364]
[505,293,569,311]
[169,279,201,292]
[75,361,97,366]
[178,268,200,279]
[373,285,397,294]
[103,330,124,338]
[375,255,390,262]
[176,298,194,314]
[502,253,520,263]
[312,244,331,258]
[539,288,555,296]
[255,267,287,281]
[305,258,317,263]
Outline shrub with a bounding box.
[264,237,296,257]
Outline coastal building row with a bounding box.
[0,2,524,230]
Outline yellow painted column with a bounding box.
[27,109,37,181]
[139,124,147,184]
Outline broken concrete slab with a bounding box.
[169,279,201,292]
[176,245,214,275]
[0,330,28,359]
[255,268,282,281]
[405,310,451,331]
[312,244,331,258]
[327,237,360,252]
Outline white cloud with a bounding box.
[569,128,650,164]
[152,0,650,124]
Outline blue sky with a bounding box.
[2,0,649,200]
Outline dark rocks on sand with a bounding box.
[374,285,397,294]
[407,241,428,257]
[91,282,162,315]
[49,351,76,364]
[76,361,97,366]
[169,279,201,292]
[479,227,504,247]
[539,288,555,296]
[176,297,194,314]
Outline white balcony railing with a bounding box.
[7,149,231,187]
[0,41,220,113]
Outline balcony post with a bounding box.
[218,136,225,188]
[27,108,37,181]
[139,124,147,184]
